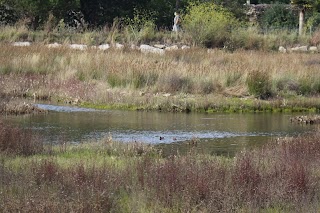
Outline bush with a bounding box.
[246,70,273,99]
[0,122,43,156]
[0,3,19,25]
[307,12,320,34]
[227,26,263,51]
[260,3,297,31]
[159,74,193,93]
[310,29,320,46]
[183,2,240,48]
[123,10,157,44]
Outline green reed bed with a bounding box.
[1,122,320,212]
[1,43,320,112]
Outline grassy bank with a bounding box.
[1,122,320,212]
[1,43,320,113]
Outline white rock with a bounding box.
[181,45,190,50]
[154,44,166,49]
[291,46,308,52]
[47,42,62,48]
[69,44,87,50]
[165,45,179,51]
[13,42,31,46]
[278,46,286,53]
[130,44,139,50]
[163,93,171,97]
[140,44,165,55]
[309,46,318,52]
[115,43,124,49]
[98,44,110,50]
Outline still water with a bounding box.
[2,104,318,156]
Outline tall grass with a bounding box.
[1,32,320,112]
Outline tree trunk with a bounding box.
[299,9,305,36]
[176,0,180,11]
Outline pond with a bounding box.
[2,104,318,156]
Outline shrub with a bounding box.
[307,12,320,34]
[310,29,320,46]
[246,70,273,99]
[0,122,43,156]
[260,3,297,31]
[227,26,263,51]
[123,10,157,44]
[183,2,240,48]
[159,74,193,93]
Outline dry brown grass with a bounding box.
[1,43,320,111]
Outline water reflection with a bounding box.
[1,104,318,155]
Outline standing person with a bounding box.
[172,12,180,32]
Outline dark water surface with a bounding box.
[2,104,318,156]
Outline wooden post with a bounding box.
[298,9,305,36]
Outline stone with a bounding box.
[140,44,165,55]
[181,45,190,50]
[69,44,87,50]
[165,45,179,51]
[290,46,308,52]
[309,46,318,53]
[278,46,286,53]
[115,43,124,49]
[154,44,166,49]
[13,42,31,46]
[98,44,110,50]
[47,43,62,48]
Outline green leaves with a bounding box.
[291,0,313,9]
[183,2,239,47]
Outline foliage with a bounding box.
[0,122,43,156]
[260,3,297,30]
[183,2,240,48]
[227,26,264,51]
[291,0,314,9]
[0,3,18,25]
[251,0,290,3]
[123,9,158,44]
[306,12,320,32]
[246,70,273,99]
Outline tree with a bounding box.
[183,2,240,47]
[0,0,50,28]
[260,3,297,30]
[291,0,313,35]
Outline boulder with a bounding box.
[13,42,31,46]
[181,45,191,50]
[154,44,166,49]
[309,46,318,53]
[278,46,287,53]
[115,43,124,49]
[98,44,110,50]
[290,46,308,52]
[69,44,87,50]
[165,45,179,51]
[140,44,165,55]
[47,43,62,48]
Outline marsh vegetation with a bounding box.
[1,40,320,113]
[1,122,320,212]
